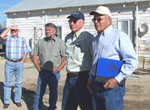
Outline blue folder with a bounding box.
[96,58,123,77]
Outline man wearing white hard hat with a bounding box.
[87,6,138,110]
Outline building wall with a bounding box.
[6,2,150,68]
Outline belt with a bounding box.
[68,71,89,77]
[7,58,22,62]
[68,73,78,77]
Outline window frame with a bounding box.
[118,17,135,44]
[54,22,64,40]
[56,26,62,39]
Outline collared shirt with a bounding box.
[89,25,138,83]
[65,28,94,72]
[5,36,31,60]
[33,36,65,71]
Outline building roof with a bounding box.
[4,0,149,13]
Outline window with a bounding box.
[120,20,135,43]
[56,26,62,39]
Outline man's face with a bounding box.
[11,26,19,37]
[68,17,84,34]
[93,13,111,33]
[45,27,56,40]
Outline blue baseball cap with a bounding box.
[67,11,84,21]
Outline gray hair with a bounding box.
[12,25,19,29]
[45,23,57,31]
[80,19,84,22]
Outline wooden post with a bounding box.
[34,27,36,46]
[143,57,146,69]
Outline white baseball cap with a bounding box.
[90,6,112,18]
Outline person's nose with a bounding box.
[94,19,98,23]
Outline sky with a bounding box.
[0,0,23,28]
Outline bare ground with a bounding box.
[0,52,150,110]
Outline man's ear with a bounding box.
[81,21,85,27]
[54,29,56,34]
[108,18,112,25]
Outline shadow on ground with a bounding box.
[0,82,48,110]
[0,82,4,104]
[0,82,15,105]
[22,87,48,110]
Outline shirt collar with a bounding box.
[44,36,57,42]
[103,25,113,36]
[98,25,113,37]
[72,28,84,38]
[53,36,56,42]
[11,36,19,38]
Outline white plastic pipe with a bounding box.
[136,2,139,57]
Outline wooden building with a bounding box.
[4,0,150,68]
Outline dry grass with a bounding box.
[24,57,33,63]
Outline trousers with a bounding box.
[91,75,126,110]
[3,60,23,104]
[62,72,93,110]
[33,70,60,110]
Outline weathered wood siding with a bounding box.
[6,1,150,68]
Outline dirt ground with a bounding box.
[0,52,150,110]
[124,71,150,110]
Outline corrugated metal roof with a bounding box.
[4,0,150,13]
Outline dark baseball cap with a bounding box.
[67,11,84,21]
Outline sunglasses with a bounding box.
[92,18,108,22]
[68,19,78,24]
[11,29,18,32]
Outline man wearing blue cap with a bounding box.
[62,11,94,110]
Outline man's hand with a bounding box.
[104,78,118,89]
[53,68,60,73]
[87,80,93,94]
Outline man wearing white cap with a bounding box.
[87,6,138,110]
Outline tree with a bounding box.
[0,24,3,29]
